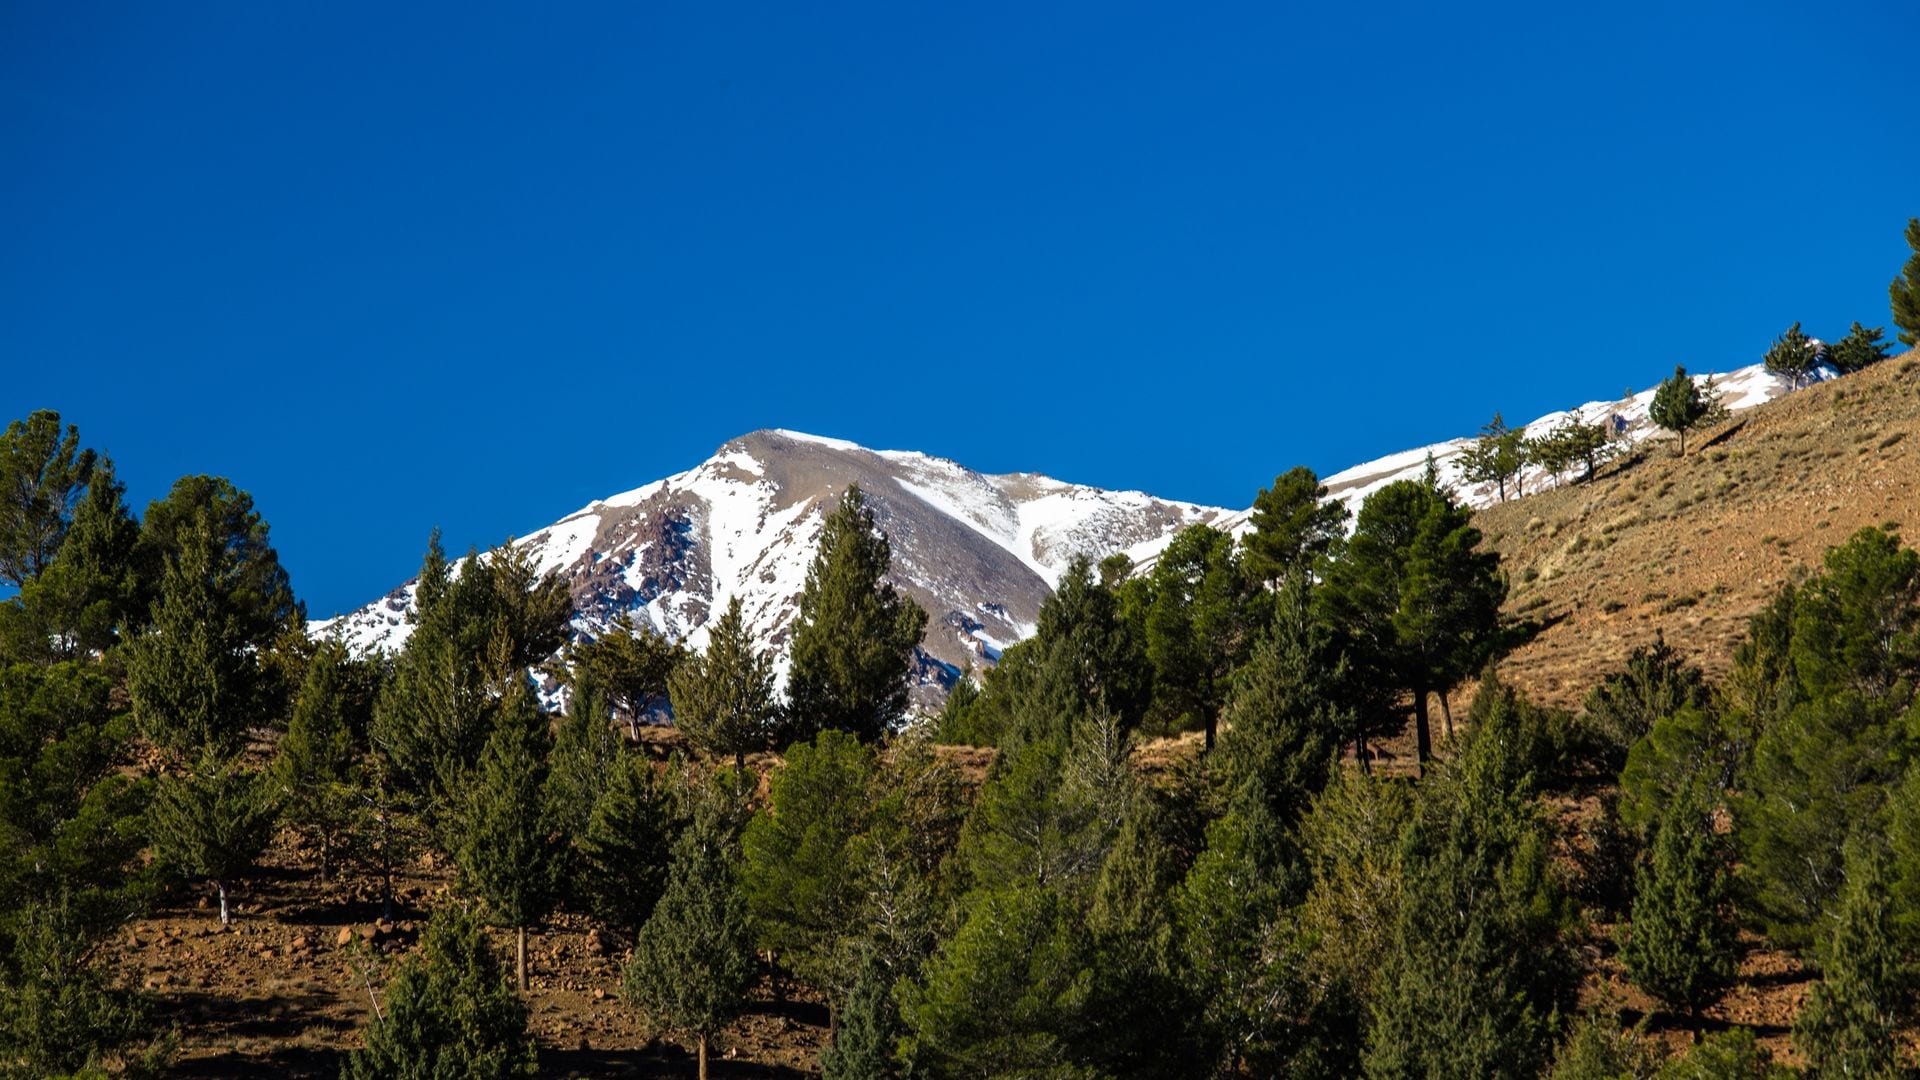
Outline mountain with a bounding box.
[314,361,1831,708]
[313,428,1234,702]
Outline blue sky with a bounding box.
[4,1,1915,617]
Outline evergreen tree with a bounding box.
[1829,321,1893,373]
[1361,716,1576,1079]
[623,797,756,1080]
[125,515,278,756]
[820,952,898,1080]
[1583,633,1708,771]
[1143,524,1262,749]
[149,748,279,925]
[1546,1011,1663,1080]
[567,611,685,739]
[668,597,778,767]
[1892,217,1920,348]
[786,486,928,744]
[1457,412,1530,502]
[577,750,677,942]
[1619,779,1736,1019]
[1214,572,1346,825]
[272,638,363,882]
[135,474,302,646]
[455,682,562,992]
[546,670,622,846]
[1793,840,1909,1078]
[0,410,97,588]
[341,905,536,1080]
[1650,366,1708,456]
[740,730,875,1001]
[0,894,173,1079]
[1315,478,1506,765]
[1242,466,1348,584]
[1761,321,1822,389]
[1659,1028,1790,1079]
[0,456,142,665]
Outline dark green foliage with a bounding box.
[1793,841,1910,1078]
[546,672,622,845]
[1315,477,1506,764]
[785,486,928,744]
[1829,321,1893,373]
[1142,524,1263,748]
[668,597,778,766]
[1583,633,1709,771]
[370,533,570,805]
[0,457,142,666]
[0,895,172,1080]
[566,612,685,738]
[1761,321,1822,389]
[136,475,301,646]
[1296,766,1417,1026]
[126,512,284,757]
[1457,412,1530,502]
[951,556,1149,751]
[1657,1028,1790,1079]
[1619,704,1739,835]
[0,410,98,589]
[1649,366,1707,456]
[623,794,756,1079]
[1892,217,1920,348]
[897,884,1101,1079]
[1462,671,1590,792]
[455,683,562,989]
[576,751,676,942]
[1361,710,1577,1079]
[741,731,874,994]
[1736,528,1920,949]
[1213,573,1346,825]
[1546,1012,1663,1080]
[931,668,987,746]
[341,905,536,1080]
[149,749,278,924]
[1243,466,1347,583]
[1528,412,1619,487]
[273,639,364,881]
[1619,780,1737,1017]
[819,953,897,1080]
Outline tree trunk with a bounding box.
[216,881,230,926]
[698,1032,708,1080]
[1355,736,1372,774]
[735,749,745,771]
[1412,686,1432,767]
[1204,714,1216,753]
[517,925,528,992]
[1440,690,1454,741]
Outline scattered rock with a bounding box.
[591,987,606,1001]
[290,935,310,952]
[584,928,608,955]
[357,925,379,943]
[337,927,354,947]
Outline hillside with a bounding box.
[1479,349,1920,708]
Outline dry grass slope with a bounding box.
[1478,350,1920,708]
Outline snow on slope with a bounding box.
[314,361,1831,705]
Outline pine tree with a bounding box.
[0,894,173,1079]
[455,681,562,992]
[125,515,276,757]
[1661,1027,1790,1079]
[1649,366,1707,456]
[272,639,363,882]
[1242,466,1348,584]
[623,800,756,1080]
[740,730,875,1000]
[568,611,685,739]
[1143,524,1262,750]
[149,748,279,925]
[546,670,622,846]
[1214,572,1346,825]
[1793,840,1909,1078]
[1619,780,1736,1019]
[134,475,302,647]
[1545,1011,1663,1080]
[1582,632,1709,771]
[1457,413,1530,502]
[820,952,899,1080]
[0,410,97,588]
[786,486,928,744]
[669,597,778,767]
[341,905,536,1080]
[1829,321,1893,374]
[577,751,677,942]
[0,456,142,665]
[1892,217,1920,348]
[1762,321,1822,390]
[1315,478,1506,766]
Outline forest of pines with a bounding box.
[6,219,1920,1078]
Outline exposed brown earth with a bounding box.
[1479,350,1920,709]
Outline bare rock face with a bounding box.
[313,429,1233,711]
